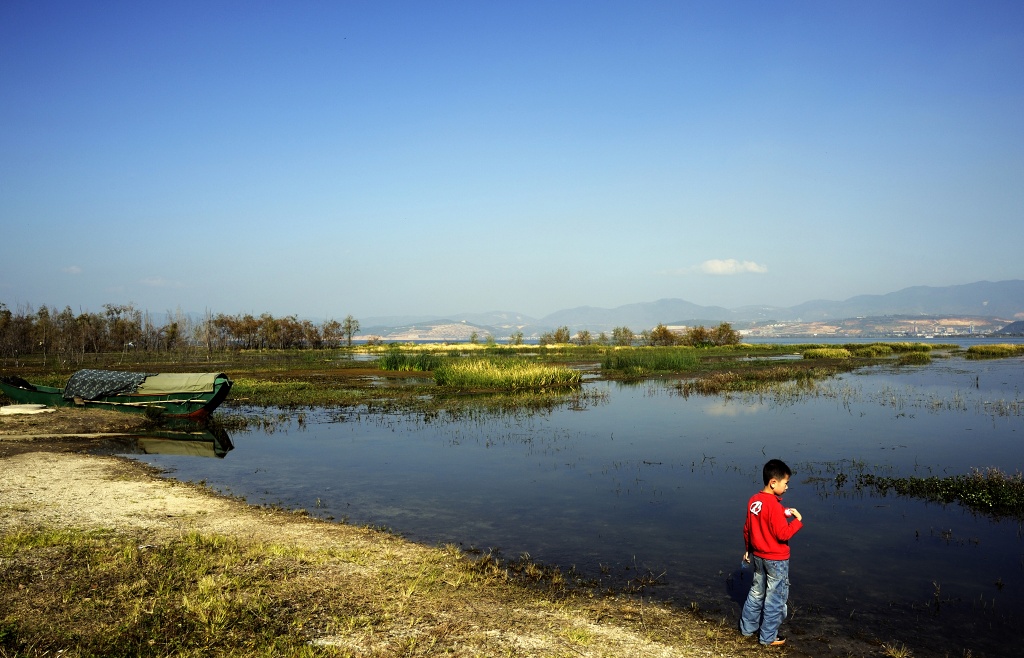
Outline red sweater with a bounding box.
[744,491,803,560]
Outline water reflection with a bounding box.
[120,355,1024,657]
[117,426,234,459]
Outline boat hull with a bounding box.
[0,373,232,421]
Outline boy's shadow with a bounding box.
[726,565,752,607]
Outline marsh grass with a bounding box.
[884,342,937,352]
[802,460,1024,518]
[803,347,852,359]
[229,377,371,407]
[601,347,701,375]
[675,365,847,397]
[897,351,932,365]
[966,343,1024,358]
[377,349,445,372]
[433,358,582,390]
[856,468,1024,518]
[851,344,893,357]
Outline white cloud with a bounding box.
[62,265,83,275]
[698,259,768,275]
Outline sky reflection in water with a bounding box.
[126,356,1024,656]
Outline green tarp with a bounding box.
[136,373,222,395]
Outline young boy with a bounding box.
[739,459,804,647]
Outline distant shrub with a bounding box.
[803,348,852,359]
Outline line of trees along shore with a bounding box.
[539,322,741,348]
[0,302,360,366]
[1,301,740,367]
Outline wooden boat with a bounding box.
[0,369,232,421]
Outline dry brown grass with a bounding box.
[0,448,789,658]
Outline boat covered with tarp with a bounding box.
[0,369,232,421]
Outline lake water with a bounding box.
[119,353,1024,657]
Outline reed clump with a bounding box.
[897,351,932,365]
[676,365,842,397]
[885,342,935,352]
[601,347,700,375]
[851,344,893,358]
[965,343,1024,359]
[803,348,852,359]
[433,358,582,390]
[377,348,445,372]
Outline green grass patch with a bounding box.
[897,351,932,365]
[433,358,581,390]
[884,342,935,352]
[965,343,1024,359]
[850,344,894,357]
[601,347,700,376]
[377,348,445,372]
[229,377,370,407]
[676,365,845,397]
[803,348,852,359]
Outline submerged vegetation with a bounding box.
[857,468,1024,519]
[803,461,1024,520]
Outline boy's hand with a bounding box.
[742,551,750,563]
[788,508,803,521]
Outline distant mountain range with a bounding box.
[360,280,1024,340]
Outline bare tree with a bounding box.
[341,315,360,347]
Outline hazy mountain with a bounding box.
[540,299,735,332]
[783,280,1024,321]
[358,280,1023,339]
[995,320,1024,335]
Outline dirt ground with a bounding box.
[2,406,791,657]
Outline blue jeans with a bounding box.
[739,555,790,644]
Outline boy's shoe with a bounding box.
[761,635,786,646]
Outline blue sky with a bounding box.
[2,1,1022,321]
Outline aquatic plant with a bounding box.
[885,342,935,352]
[378,348,445,372]
[857,467,1024,518]
[965,343,1024,359]
[802,348,852,359]
[601,347,700,375]
[676,365,845,397]
[851,344,893,358]
[433,358,581,390]
[229,377,370,408]
[896,351,932,365]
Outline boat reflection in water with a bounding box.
[122,425,234,459]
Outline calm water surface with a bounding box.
[122,355,1024,657]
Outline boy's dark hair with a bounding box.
[763,459,792,486]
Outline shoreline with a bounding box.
[1,425,783,657]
